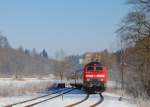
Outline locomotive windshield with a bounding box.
[87,66,94,71]
[86,62,103,71]
[86,66,103,71]
[96,66,103,70]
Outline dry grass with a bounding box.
[135,98,150,107]
[107,87,150,107]
[0,79,53,97]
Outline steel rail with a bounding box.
[89,93,104,107]
[4,88,67,107]
[66,92,89,107]
[24,88,75,107]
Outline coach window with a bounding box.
[87,66,94,71]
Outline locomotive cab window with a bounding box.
[96,66,103,70]
[87,66,94,71]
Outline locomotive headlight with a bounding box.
[86,75,94,78]
[96,74,104,78]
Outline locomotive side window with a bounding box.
[87,66,94,71]
[96,66,103,70]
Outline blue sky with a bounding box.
[0,0,129,56]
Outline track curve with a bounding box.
[66,92,89,107]
[89,93,104,107]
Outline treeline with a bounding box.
[0,34,81,79]
[0,34,52,78]
[0,34,117,81]
[116,0,150,97]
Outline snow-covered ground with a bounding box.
[0,78,55,106]
[0,79,137,107]
[34,90,137,107]
[0,88,137,107]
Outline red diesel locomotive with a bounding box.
[83,61,107,93]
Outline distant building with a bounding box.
[80,52,101,65]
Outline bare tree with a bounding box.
[117,0,150,97]
[0,33,10,48]
[52,49,72,81]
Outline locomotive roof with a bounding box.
[85,62,102,66]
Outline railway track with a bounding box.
[66,92,89,107]
[4,88,74,107]
[4,88,103,107]
[89,93,104,107]
[66,92,104,107]
[24,88,74,107]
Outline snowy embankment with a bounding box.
[0,78,54,97]
[106,81,150,107]
[0,78,55,106]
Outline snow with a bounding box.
[35,89,87,107]
[34,89,137,107]
[102,92,136,107]
[0,78,54,87]
[0,96,35,107]
[0,90,137,107]
[0,79,137,107]
[0,78,54,106]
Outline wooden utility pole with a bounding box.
[119,39,124,101]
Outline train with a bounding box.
[83,61,107,93]
[70,61,107,93]
[63,52,107,93]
